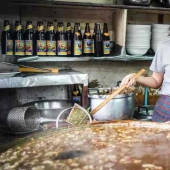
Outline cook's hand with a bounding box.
[121,73,136,87]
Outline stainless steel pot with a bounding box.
[24,100,73,119]
[88,88,135,121]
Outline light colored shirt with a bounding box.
[150,39,170,95]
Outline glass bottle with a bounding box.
[46,22,56,56]
[24,21,35,56]
[72,84,82,106]
[1,20,13,55]
[36,22,46,56]
[103,23,110,56]
[56,22,67,56]
[94,23,102,57]
[72,23,82,56]
[91,24,96,55]
[66,22,73,56]
[83,23,92,56]
[13,21,25,56]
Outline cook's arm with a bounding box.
[122,72,164,89]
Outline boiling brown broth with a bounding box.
[0,124,170,170]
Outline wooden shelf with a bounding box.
[9,0,170,13]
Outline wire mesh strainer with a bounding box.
[7,106,57,132]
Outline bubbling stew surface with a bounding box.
[1,123,170,170]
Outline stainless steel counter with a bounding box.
[0,70,88,89]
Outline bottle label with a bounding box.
[73,96,81,105]
[4,25,10,31]
[27,25,33,30]
[91,39,94,54]
[104,33,110,36]
[6,40,13,55]
[74,40,82,56]
[25,40,33,55]
[38,26,44,31]
[58,27,64,32]
[15,40,25,55]
[47,41,56,55]
[48,26,54,31]
[85,32,91,36]
[16,25,22,31]
[103,40,110,55]
[37,40,46,55]
[84,39,92,53]
[67,40,72,55]
[57,40,67,55]
[67,26,71,31]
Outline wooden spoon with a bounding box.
[90,69,146,116]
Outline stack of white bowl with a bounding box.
[126,24,151,55]
[151,24,170,52]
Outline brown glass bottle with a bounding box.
[1,20,13,55]
[46,22,56,56]
[83,23,92,56]
[103,23,110,56]
[72,84,82,106]
[77,23,82,39]
[72,23,82,56]
[36,22,46,56]
[66,22,73,56]
[13,21,25,56]
[46,22,51,39]
[56,22,67,56]
[56,22,61,39]
[24,21,35,56]
[91,24,96,55]
[94,23,102,57]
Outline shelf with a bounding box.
[0,70,88,89]
[17,55,154,62]
[9,0,170,13]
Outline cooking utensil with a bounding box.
[90,69,146,115]
[0,62,58,73]
[89,90,134,121]
[7,106,58,132]
[25,100,73,119]
[66,69,146,126]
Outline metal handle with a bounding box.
[56,107,73,129]
[40,117,56,123]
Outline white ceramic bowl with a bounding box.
[126,47,149,55]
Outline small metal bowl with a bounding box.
[24,100,73,119]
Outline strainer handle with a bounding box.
[56,107,73,129]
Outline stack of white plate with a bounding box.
[126,24,151,55]
[151,24,170,52]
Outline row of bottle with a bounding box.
[1,20,110,57]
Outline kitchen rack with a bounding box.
[19,55,154,62]
[1,0,167,61]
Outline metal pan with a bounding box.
[24,100,73,119]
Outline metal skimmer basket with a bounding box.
[7,106,41,132]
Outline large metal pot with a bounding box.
[25,100,73,119]
[88,88,135,121]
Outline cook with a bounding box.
[121,40,170,122]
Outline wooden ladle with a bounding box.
[90,69,146,116]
